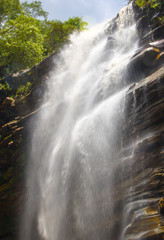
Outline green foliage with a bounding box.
[0,81,10,91]
[158,16,164,24]
[64,17,88,31]
[15,82,32,98]
[0,0,47,73]
[42,18,88,55]
[0,14,44,72]
[135,0,164,27]
[42,20,66,54]
[135,0,148,8]
[135,0,162,9]
[21,1,48,19]
[0,0,47,25]
[0,81,12,103]
[0,0,88,79]
[0,0,21,25]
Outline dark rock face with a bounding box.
[0,53,56,240]
[115,2,164,239]
[3,52,57,90]
[0,101,40,239]
[121,66,164,240]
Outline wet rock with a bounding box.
[121,63,164,239]
[106,16,119,34]
[127,47,163,82]
[136,15,149,37]
[158,198,164,216]
[139,24,164,47]
[149,39,164,50]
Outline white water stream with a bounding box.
[21,4,138,240]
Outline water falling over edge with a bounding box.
[20,3,139,240]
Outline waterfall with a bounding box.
[21,3,139,240]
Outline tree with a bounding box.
[42,17,88,55]
[0,0,88,76]
[0,0,48,26]
[64,17,88,31]
[0,14,44,72]
[21,1,48,19]
[0,0,21,26]
[42,20,66,54]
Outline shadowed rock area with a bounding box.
[0,54,56,239]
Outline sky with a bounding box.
[21,0,127,27]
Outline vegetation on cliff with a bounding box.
[0,0,88,77]
[0,0,88,104]
[135,0,164,24]
[135,0,163,9]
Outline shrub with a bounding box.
[0,81,12,103]
[15,82,32,98]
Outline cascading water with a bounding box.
[21,3,139,240]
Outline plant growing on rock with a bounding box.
[0,81,12,103]
[135,0,163,10]
[15,82,32,99]
[135,0,164,28]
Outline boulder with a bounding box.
[127,47,164,82]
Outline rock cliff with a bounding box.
[0,1,164,239]
[119,2,164,239]
[0,53,56,239]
